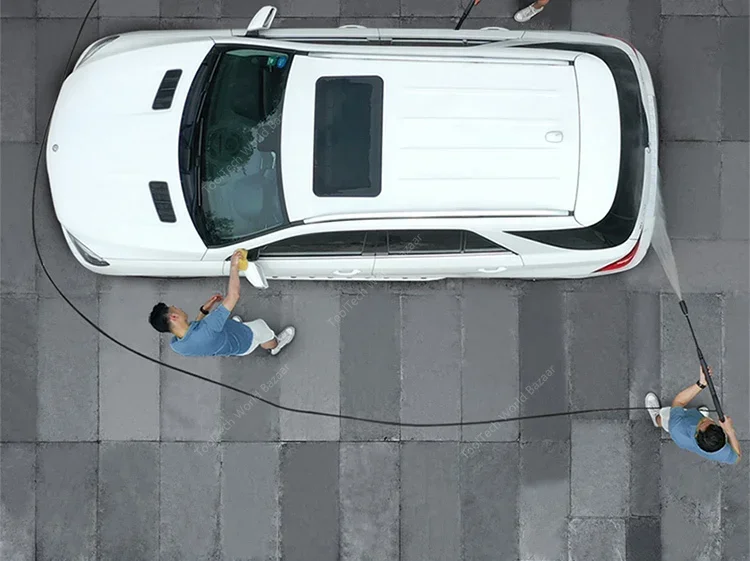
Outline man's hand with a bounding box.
[222,250,243,312]
[699,365,712,387]
[202,293,223,312]
[230,250,243,271]
[719,415,742,461]
[719,415,734,433]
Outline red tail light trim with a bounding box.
[596,238,641,273]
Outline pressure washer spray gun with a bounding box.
[679,300,725,421]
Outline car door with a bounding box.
[224,230,376,281]
[372,229,523,280]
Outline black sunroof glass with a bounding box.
[313,76,383,197]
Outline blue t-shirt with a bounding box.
[668,407,738,464]
[170,305,253,357]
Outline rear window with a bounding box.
[514,43,648,249]
[313,76,384,197]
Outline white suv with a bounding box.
[46,6,659,287]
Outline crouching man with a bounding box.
[148,250,295,357]
[645,367,741,464]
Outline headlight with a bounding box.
[68,234,109,267]
[74,35,119,69]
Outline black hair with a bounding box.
[696,424,726,453]
[149,302,172,333]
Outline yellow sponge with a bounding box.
[237,249,248,271]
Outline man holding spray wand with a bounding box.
[645,366,741,464]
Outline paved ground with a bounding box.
[1,1,749,560]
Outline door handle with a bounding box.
[334,269,360,276]
[478,267,507,274]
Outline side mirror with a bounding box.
[243,262,269,289]
[245,6,277,36]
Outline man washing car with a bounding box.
[148,250,295,357]
[645,367,741,464]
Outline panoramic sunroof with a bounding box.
[313,76,383,197]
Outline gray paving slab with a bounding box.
[34,170,99,298]
[160,442,221,561]
[400,442,460,561]
[220,0,269,18]
[623,240,750,293]
[159,16,222,28]
[280,442,339,561]
[571,420,630,516]
[1,143,41,295]
[660,16,721,141]
[571,0,630,38]
[0,0,37,17]
[0,443,35,561]
[630,0,663,89]
[38,0,98,17]
[568,518,626,561]
[401,0,458,17]
[220,443,279,561]
[273,16,342,27]
[35,17,99,144]
[660,293,722,416]
[566,290,629,420]
[36,443,97,561]
[1,296,37,441]
[160,0,219,18]
[630,420,662,517]
[98,442,159,561]
[660,441,722,561]
[518,283,568,441]
[99,0,159,17]
[518,440,569,561]
[461,284,519,442]
[219,292,283,441]
[340,442,399,561]
[341,0,399,17]
[721,451,750,561]
[722,0,750,15]
[99,16,161,34]
[1,20,35,142]
[661,141,722,240]
[340,16,400,26]
[460,442,519,561]
[274,0,341,17]
[721,17,750,141]
[629,292,662,421]
[99,279,160,441]
[723,293,750,435]
[340,287,400,441]
[37,296,98,441]
[159,280,224,441]
[279,287,340,440]
[661,0,721,14]
[626,517,661,561]
[720,142,750,240]
[400,293,461,440]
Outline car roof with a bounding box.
[280,50,620,226]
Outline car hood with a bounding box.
[46,39,215,260]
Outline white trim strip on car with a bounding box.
[310,53,571,65]
[304,209,570,224]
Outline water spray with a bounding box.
[678,300,725,421]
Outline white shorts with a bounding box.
[238,319,276,356]
[659,407,672,433]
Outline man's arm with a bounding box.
[672,366,710,408]
[221,251,243,312]
[719,416,742,462]
[195,294,223,321]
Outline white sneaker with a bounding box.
[514,2,544,22]
[271,326,295,356]
[231,315,243,323]
[698,406,710,418]
[645,392,661,427]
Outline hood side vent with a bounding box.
[152,69,182,110]
[149,182,177,223]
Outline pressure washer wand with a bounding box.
[455,0,482,30]
[679,300,725,421]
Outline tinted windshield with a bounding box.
[197,47,291,246]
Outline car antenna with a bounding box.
[455,0,482,30]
